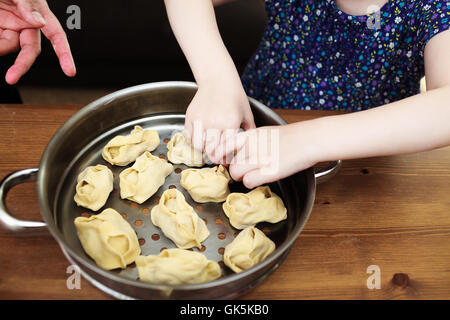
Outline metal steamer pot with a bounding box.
[0,82,340,299]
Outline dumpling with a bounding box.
[166,132,204,167]
[74,208,141,270]
[136,249,221,285]
[102,125,160,166]
[222,186,287,229]
[180,165,231,203]
[119,152,173,204]
[150,189,209,249]
[224,226,275,273]
[74,165,113,211]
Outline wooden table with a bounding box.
[0,104,449,300]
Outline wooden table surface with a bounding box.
[0,104,449,300]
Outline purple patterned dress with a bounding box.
[241,0,450,110]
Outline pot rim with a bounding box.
[37,81,316,292]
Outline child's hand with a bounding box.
[184,81,255,160]
[164,0,254,157]
[213,124,319,189]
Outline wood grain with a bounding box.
[0,104,449,300]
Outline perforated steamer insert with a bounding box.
[0,82,340,299]
[56,114,286,281]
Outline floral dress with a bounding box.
[241,0,450,110]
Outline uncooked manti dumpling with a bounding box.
[74,208,141,270]
[224,226,275,273]
[223,186,287,229]
[119,152,173,204]
[136,248,221,285]
[151,189,209,249]
[74,165,113,211]
[180,165,231,203]
[102,125,160,166]
[166,132,204,167]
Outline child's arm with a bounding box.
[164,0,255,154]
[217,31,450,188]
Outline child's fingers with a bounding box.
[214,130,248,162]
[209,128,237,163]
[183,119,193,141]
[211,131,232,165]
[192,129,205,152]
[242,111,256,130]
[204,129,222,163]
[191,119,205,151]
[242,120,256,131]
[228,151,261,181]
[242,168,275,189]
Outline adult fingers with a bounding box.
[13,0,46,27]
[0,29,19,55]
[36,0,76,77]
[5,28,40,84]
[0,10,30,30]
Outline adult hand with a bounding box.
[0,0,76,84]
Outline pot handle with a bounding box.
[314,160,342,184]
[0,168,47,233]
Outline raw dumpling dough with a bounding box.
[224,226,275,273]
[180,165,231,203]
[119,152,173,204]
[74,165,113,211]
[223,186,287,229]
[151,189,209,249]
[136,248,221,285]
[102,125,160,166]
[74,208,141,270]
[166,132,204,167]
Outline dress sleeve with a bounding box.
[416,0,450,56]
